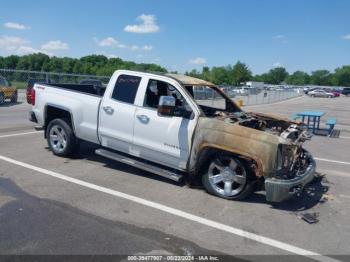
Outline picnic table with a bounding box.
[296,111,325,133]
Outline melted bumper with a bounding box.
[265,152,316,202]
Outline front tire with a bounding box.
[202,153,254,200]
[46,118,77,157]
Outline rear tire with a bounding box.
[201,153,255,200]
[46,118,77,157]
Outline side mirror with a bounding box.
[158,96,175,117]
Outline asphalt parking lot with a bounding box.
[1,95,350,261]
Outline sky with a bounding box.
[1,0,350,74]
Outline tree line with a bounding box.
[0,53,167,77]
[0,53,349,87]
[186,61,350,87]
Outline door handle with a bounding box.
[136,114,150,124]
[103,106,114,114]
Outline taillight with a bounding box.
[26,88,32,104]
[31,88,36,106]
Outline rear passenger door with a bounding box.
[99,74,141,154]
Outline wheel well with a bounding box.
[195,147,259,179]
[45,106,74,137]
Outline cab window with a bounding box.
[143,79,192,117]
[111,74,141,104]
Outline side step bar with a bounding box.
[95,148,183,182]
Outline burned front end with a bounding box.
[238,113,316,202]
[191,109,316,202]
[265,147,316,202]
[264,124,315,202]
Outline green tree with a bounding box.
[252,73,268,82]
[186,69,201,78]
[266,67,289,84]
[3,55,19,69]
[201,66,211,81]
[231,61,252,85]
[332,66,350,87]
[210,66,229,84]
[286,71,310,85]
[310,70,332,85]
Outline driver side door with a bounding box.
[133,78,197,170]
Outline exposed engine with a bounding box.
[212,111,312,144]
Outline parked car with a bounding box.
[0,76,17,104]
[220,86,236,98]
[26,79,51,104]
[324,88,340,97]
[234,87,250,96]
[332,91,341,97]
[342,87,350,96]
[308,89,335,98]
[304,87,319,95]
[193,86,215,99]
[30,70,315,203]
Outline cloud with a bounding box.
[142,45,153,51]
[0,35,30,52]
[0,35,54,56]
[16,46,52,56]
[274,35,285,39]
[94,37,153,52]
[273,62,283,67]
[130,45,139,51]
[41,40,69,51]
[124,14,160,34]
[107,54,118,58]
[95,37,118,47]
[189,57,206,65]
[273,35,287,44]
[4,22,30,30]
[341,34,350,40]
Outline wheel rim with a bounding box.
[208,156,247,197]
[49,125,67,153]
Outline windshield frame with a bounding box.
[185,84,242,116]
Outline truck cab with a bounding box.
[98,71,201,170]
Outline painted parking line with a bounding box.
[0,131,43,138]
[0,155,340,262]
[315,157,350,165]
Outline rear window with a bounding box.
[111,74,141,104]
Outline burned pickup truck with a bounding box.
[29,70,315,202]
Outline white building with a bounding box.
[245,81,264,89]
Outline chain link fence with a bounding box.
[232,88,303,106]
[1,68,303,106]
[193,86,303,108]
